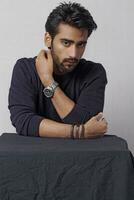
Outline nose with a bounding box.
[68,45,78,59]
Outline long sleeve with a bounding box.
[8,57,107,136]
[8,59,44,137]
[62,63,107,124]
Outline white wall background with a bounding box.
[0,0,134,153]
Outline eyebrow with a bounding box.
[60,38,87,44]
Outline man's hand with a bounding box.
[84,113,108,138]
[35,49,54,86]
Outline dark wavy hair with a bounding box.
[45,1,97,38]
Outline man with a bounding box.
[8,2,108,138]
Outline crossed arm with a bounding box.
[36,50,108,138]
[8,51,108,138]
[39,83,107,138]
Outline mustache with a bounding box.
[63,58,78,63]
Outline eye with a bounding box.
[77,43,86,48]
[62,40,71,47]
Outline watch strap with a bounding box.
[43,80,59,98]
[49,80,59,91]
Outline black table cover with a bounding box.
[0,133,134,200]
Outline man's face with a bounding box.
[47,24,88,75]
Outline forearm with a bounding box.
[38,114,107,139]
[43,77,75,119]
[39,118,72,138]
[51,86,75,119]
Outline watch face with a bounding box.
[43,88,53,98]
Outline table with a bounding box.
[0,133,134,200]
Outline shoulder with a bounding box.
[13,56,37,73]
[78,58,106,75]
[12,56,38,82]
[11,56,39,87]
[77,59,107,82]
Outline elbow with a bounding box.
[10,113,44,137]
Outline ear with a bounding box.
[44,32,52,48]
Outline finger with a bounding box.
[102,118,108,126]
[101,119,108,128]
[36,50,47,64]
[38,49,45,56]
[43,49,52,59]
[95,112,103,121]
[38,49,46,57]
[101,117,106,121]
[41,50,49,59]
[102,120,108,133]
[44,51,48,59]
[46,49,53,60]
[36,50,44,60]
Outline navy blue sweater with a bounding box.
[8,57,107,137]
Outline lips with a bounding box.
[64,62,75,65]
[64,58,78,63]
[63,60,77,65]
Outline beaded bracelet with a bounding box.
[70,124,85,139]
[70,124,75,139]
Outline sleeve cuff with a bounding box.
[28,115,44,137]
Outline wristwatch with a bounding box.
[43,80,59,98]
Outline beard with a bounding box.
[51,47,79,75]
[54,58,78,75]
